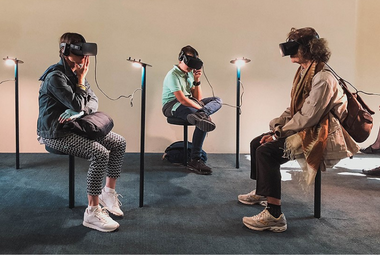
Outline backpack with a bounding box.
[163,141,207,164]
[327,65,375,143]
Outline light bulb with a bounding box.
[5,58,15,66]
[132,62,142,68]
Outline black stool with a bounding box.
[45,146,75,208]
[314,168,321,218]
[166,117,194,166]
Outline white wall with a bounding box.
[0,0,371,153]
[356,0,380,147]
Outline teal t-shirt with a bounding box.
[162,65,195,112]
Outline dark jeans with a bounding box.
[250,133,289,199]
[173,97,222,159]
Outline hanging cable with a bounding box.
[325,62,380,96]
[202,64,245,113]
[93,56,141,106]
[0,79,14,85]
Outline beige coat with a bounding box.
[269,66,359,180]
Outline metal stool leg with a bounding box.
[314,168,321,218]
[69,155,75,209]
[183,124,188,166]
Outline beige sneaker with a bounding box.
[83,205,119,232]
[238,190,267,206]
[99,188,124,216]
[243,208,287,233]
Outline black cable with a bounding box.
[325,62,380,96]
[201,65,215,98]
[0,79,14,85]
[93,56,141,106]
[202,64,244,113]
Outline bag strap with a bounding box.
[324,63,375,115]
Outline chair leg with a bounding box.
[69,155,75,209]
[183,124,188,166]
[314,168,321,218]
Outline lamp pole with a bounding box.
[230,58,250,169]
[127,57,152,207]
[3,57,24,169]
[139,64,146,208]
[236,66,241,169]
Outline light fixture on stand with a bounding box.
[127,57,152,207]
[230,57,250,168]
[3,56,24,169]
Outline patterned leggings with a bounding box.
[42,132,126,196]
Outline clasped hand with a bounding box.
[260,134,275,144]
[58,109,84,123]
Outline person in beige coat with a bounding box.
[238,27,359,233]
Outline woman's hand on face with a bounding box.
[260,134,274,144]
[76,56,89,84]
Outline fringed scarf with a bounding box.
[285,61,328,184]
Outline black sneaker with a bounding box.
[187,158,212,175]
[187,112,216,132]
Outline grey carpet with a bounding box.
[0,152,379,254]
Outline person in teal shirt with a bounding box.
[162,45,222,175]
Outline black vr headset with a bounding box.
[279,32,320,57]
[178,50,203,70]
[60,42,98,56]
[279,40,300,57]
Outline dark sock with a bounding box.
[267,203,282,218]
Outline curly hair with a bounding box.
[288,27,331,63]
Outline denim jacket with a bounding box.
[37,59,98,139]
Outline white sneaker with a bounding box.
[238,189,267,206]
[83,205,119,232]
[99,188,124,216]
[243,208,287,233]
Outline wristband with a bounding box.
[77,84,86,91]
[193,81,201,86]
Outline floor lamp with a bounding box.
[3,56,24,169]
[127,57,152,208]
[230,57,250,169]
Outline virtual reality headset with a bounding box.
[182,54,203,70]
[60,42,98,56]
[279,40,300,57]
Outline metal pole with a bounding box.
[15,61,20,169]
[139,65,146,207]
[314,168,321,218]
[236,67,241,168]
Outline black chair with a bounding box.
[166,117,195,166]
[45,146,75,208]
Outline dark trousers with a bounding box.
[250,133,289,199]
[173,97,222,159]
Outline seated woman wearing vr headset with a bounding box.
[238,27,359,232]
[37,33,126,232]
[162,45,222,175]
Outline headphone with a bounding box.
[178,47,203,70]
[178,47,199,61]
